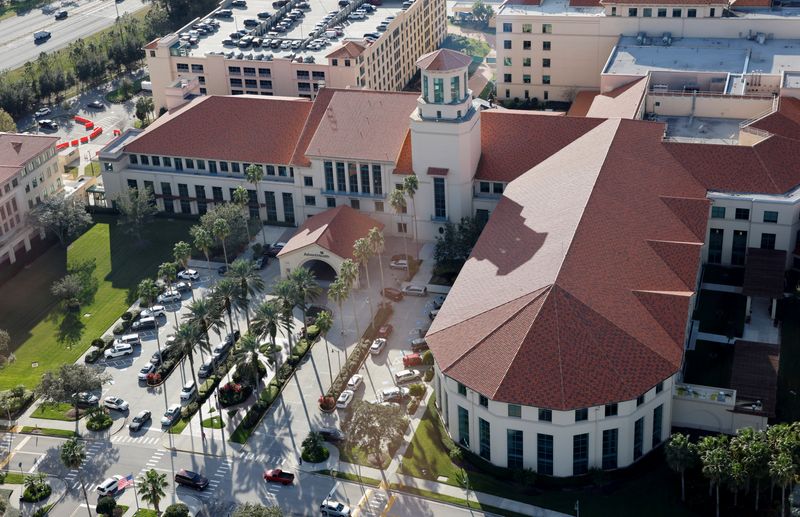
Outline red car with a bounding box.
[377,324,393,339]
[263,468,294,485]
[402,353,422,367]
[382,288,403,302]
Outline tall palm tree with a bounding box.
[327,279,349,340]
[288,266,322,335]
[733,427,770,511]
[273,279,297,357]
[212,218,230,266]
[665,433,697,503]
[173,240,194,301]
[138,469,168,515]
[211,278,239,334]
[252,299,281,368]
[353,238,374,319]
[191,226,214,278]
[233,332,262,391]
[770,451,795,517]
[699,435,729,517]
[339,259,361,345]
[244,164,267,246]
[402,175,419,260]
[227,258,265,330]
[368,227,386,299]
[183,297,224,365]
[138,278,168,411]
[389,188,409,268]
[316,311,334,387]
[158,261,179,328]
[173,323,209,431]
[60,437,91,517]
[232,186,252,245]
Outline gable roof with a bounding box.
[277,205,384,260]
[326,40,367,59]
[416,49,474,72]
[584,78,648,119]
[0,133,57,183]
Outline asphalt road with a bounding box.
[0,0,148,73]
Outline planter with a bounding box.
[319,403,336,414]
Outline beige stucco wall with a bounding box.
[645,93,773,119]
[277,242,352,282]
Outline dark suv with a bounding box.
[174,470,209,490]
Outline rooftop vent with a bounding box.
[11,141,22,153]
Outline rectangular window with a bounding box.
[735,208,750,220]
[433,78,444,103]
[503,74,512,83]
[507,429,523,469]
[185,159,194,170]
[542,23,552,34]
[633,417,644,460]
[372,165,382,195]
[708,228,724,264]
[605,403,618,417]
[537,434,554,475]
[450,75,460,101]
[523,41,531,50]
[336,162,346,192]
[195,185,207,214]
[127,179,138,191]
[573,433,589,475]
[502,22,512,32]
[637,394,645,407]
[265,191,277,222]
[761,233,776,250]
[282,192,294,224]
[232,163,240,173]
[397,222,407,233]
[457,382,467,396]
[504,58,512,67]
[219,161,228,173]
[177,63,189,72]
[652,404,663,447]
[304,195,316,206]
[152,156,161,167]
[228,66,241,75]
[212,187,223,203]
[479,395,488,408]
[140,155,150,166]
[643,7,652,16]
[522,23,532,33]
[303,176,313,187]
[672,8,681,16]
[479,418,491,460]
[458,406,470,446]
[129,155,138,165]
[543,41,551,51]
[711,206,725,218]
[543,75,551,85]
[538,408,552,422]
[732,230,748,266]
[542,58,550,68]
[326,197,336,208]
[628,7,637,16]
[523,58,531,67]
[658,7,667,16]
[602,429,618,470]
[508,404,521,418]
[710,7,716,16]
[348,163,358,193]
[764,211,779,223]
[656,381,664,394]
[687,8,696,17]
[433,177,446,219]
[324,161,335,191]
[575,408,588,422]
[374,200,384,212]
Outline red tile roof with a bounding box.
[566,91,599,117]
[428,119,710,409]
[603,0,725,4]
[0,133,57,183]
[586,78,647,118]
[427,167,448,176]
[290,88,336,167]
[326,40,367,59]
[277,205,384,260]
[125,95,312,165]
[749,96,800,141]
[731,0,772,6]
[416,49,474,72]
[569,0,601,6]
[393,131,414,175]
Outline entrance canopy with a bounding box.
[277,205,384,280]
[742,248,786,298]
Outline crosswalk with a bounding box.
[138,449,167,477]
[110,434,161,446]
[235,450,287,466]
[194,459,232,501]
[361,490,389,516]
[64,440,105,491]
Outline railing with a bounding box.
[740,125,772,139]
[649,89,774,101]
[320,189,384,199]
[674,383,736,406]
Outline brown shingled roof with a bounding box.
[749,96,800,141]
[603,0,725,4]
[277,205,384,260]
[393,131,414,175]
[0,133,57,183]
[731,340,779,418]
[326,40,367,59]
[416,49,473,72]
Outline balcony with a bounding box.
[674,383,735,407]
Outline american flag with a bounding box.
[117,475,134,490]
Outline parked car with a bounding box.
[381,288,403,302]
[379,386,409,403]
[369,338,386,355]
[402,285,427,297]
[128,410,151,431]
[265,241,286,257]
[317,427,345,442]
[336,390,354,409]
[161,404,181,426]
[174,281,192,293]
[38,119,58,130]
[104,343,133,358]
[115,333,141,346]
[86,100,105,110]
[410,338,428,353]
[428,308,439,320]
[157,290,181,303]
[104,396,129,412]
[390,254,409,262]
[198,358,218,379]
[96,475,124,496]
[131,316,157,331]
[376,324,393,339]
[402,353,422,367]
[346,374,363,391]
[140,305,166,318]
[74,392,99,408]
[394,369,420,385]
[257,11,272,18]
[34,107,51,118]
[253,257,265,269]
[174,469,209,490]
[177,269,200,281]
[180,380,196,401]
[263,468,294,485]
[54,10,67,19]
[215,8,233,17]
[320,499,351,517]
[231,0,247,6]
[138,362,156,381]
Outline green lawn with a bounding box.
[0,0,48,21]
[0,216,194,390]
[30,402,78,421]
[693,289,746,338]
[201,416,223,429]
[132,510,158,517]
[20,426,77,438]
[168,417,190,435]
[0,472,25,484]
[682,340,734,389]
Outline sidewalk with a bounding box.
[15,408,127,439]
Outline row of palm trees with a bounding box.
[666,423,800,517]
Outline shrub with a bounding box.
[219,382,252,407]
[301,432,329,463]
[449,445,464,463]
[0,471,6,483]
[276,364,293,383]
[86,411,113,431]
[163,503,190,517]
[306,325,320,340]
[181,401,199,419]
[91,338,105,348]
[251,243,263,256]
[112,321,130,335]
[423,369,434,382]
[146,372,162,385]
[408,383,426,398]
[84,348,103,364]
[96,495,116,516]
[407,398,420,415]
[421,350,434,366]
[121,311,133,322]
[318,395,335,411]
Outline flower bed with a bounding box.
[218,382,253,408]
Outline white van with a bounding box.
[394,369,420,384]
[402,284,427,297]
[115,333,141,346]
[325,29,337,39]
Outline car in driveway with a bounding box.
[428,308,439,320]
[157,290,181,303]
[410,338,428,353]
[86,100,105,110]
[74,392,99,408]
[174,469,209,490]
[394,369,421,385]
[379,386,409,403]
[389,259,408,270]
[104,342,133,359]
[177,269,200,281]
[336,390,355,409]
[317,427,345,442]
[180,380,196,401]
[137,362,156,381]
[381,288,403,302]
[128,410,151,431]
[161,404,181,426]
[140,305,166,318]
[376,324,393,339]
[320,499,351,516]
[96,475,124,496]
[347,374,363,391]
[369,338,386,355]
[34,107,51,118]
[402,285,427,297]
[104,396,129,412]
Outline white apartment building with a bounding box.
[0,133,61,266]
[145,0,446,111]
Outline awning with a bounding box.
[742,247,786,298]
[427,167,449,176]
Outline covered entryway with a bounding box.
[742,247,785,344]
[277,205,384,286]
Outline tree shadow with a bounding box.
[56,312,85,349]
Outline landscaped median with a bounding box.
[19,426,77,438]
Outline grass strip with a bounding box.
[20,426,77,438]
[30,403,77,422]
[315,470,381,487]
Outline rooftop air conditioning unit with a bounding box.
[757,32,766,44]
[662,32,672,45]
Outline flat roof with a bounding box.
[176,0,412,61]
[605,36,800,76]
[498,0,603,17]
[660,116,742,144]
[785,71,800,88]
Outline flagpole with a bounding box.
[132,476,140,511]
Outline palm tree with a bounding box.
[339,259,361,343]
[212,218,230,266]
[288,266,322,335]
[699,435,729,517]
[368,227,386,299]
[388,188,409,268]
[183,297,224,364]
[158,261,178,327]
[316,310,334,387]
[273,279,297,357]
[402,175,419,260]
[191,226,214,278]
[227,258,265,329]
[232,186,252,244]
[728,459,747,507]
[233,332,262,391]
[211,278,239,334]
[327,279,349,340]
[173,240,194,300]
[734,427,771,511]
[665,432,697,503]
[138,469,168,515]
[252,299,281,368]
[770,451,795,517]
[244,164,266,246]
[353,238,374,319]
[60,437,91,517]
[173,323,209,431]
[138,278,168,411]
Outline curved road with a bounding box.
[0,0,148,73]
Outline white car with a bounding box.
[369,338,386,355]
[336,390,354,409]
[320,499,351,517]
[394,369,420,385]
[96,475,124,496]
[379,386,409,403]
[137,362,156,381]
[389,259,408,270]
[104,343,133,358]
[103,396,129,412]
[140,305,166,318]
[180,380,196,401]
[34,107,51,118]
[177,269,200,281]
[347,374,363,391]
[402,285,427,297]
[161,404,181,426]
[157,290,181,303]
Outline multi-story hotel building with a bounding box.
[145,0,446,111]
[102,49,799,475]
[0,133,61,266]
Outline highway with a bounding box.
[0,0,148,73]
